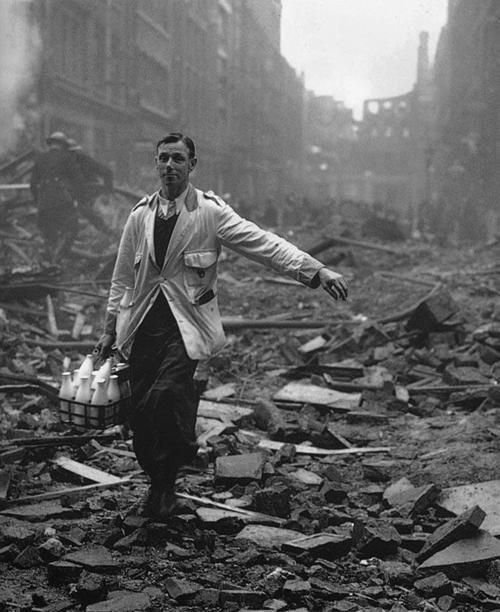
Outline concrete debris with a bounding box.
[0,219,498,610]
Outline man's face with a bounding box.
[155,141,196,193]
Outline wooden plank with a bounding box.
[197,399,254,424]
[177,492,284,526]
[197,419,229,448]
[3,478,131,506]
[256,439,390,456]
[46,294,59,336]
[52,456,122,484]
[0,469,11,500]
[273,382,360,411]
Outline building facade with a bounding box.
[431,0,500,241]
[20,0,304,209]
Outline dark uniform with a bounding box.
[30,133,84,259]
[67,141,114,234]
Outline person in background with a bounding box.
[66,138,115,235]
[30,131,85,261]
[95,131,348,520]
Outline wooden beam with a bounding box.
[257,439,390,456]
[52,456,122,484]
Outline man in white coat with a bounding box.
[96,132,348,519]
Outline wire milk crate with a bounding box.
[58,358,131,431]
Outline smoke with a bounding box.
[0,0,40,157]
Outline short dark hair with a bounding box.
[156,132,196,159]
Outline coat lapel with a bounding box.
[144,192,159,269]
[162,184,198,272]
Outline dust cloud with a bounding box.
[0,0,40,156]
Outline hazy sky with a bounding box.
[281,0,448,117]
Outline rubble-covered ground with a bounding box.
[0,206,499,612]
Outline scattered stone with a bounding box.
[320,481,348,504]
[436,594,455,610]
[385,482,440,516]
[85,590,151,612]
[437,479,500,536]
[190,587,220,607]
[236,524,303,548]
[0,543,20,562]
[282,578,311,599]
[47,560,85,585]
[406,288,460,334]
[358,484,384,505]
[419,530,500,575]
[113,528,148,550]
[215,453,267,483]
[64,546,121,573]
[443,365,491,386]
[290,468,323,487]
[252,398,287,437]
[219,588,267,607]
[122,515,149,534]
[282,532,352,560]
[0,521,35,547]
[13,544,42,568]
[383,477,414,504]
[380,560,413,586]
[322,465,343,483]
[362,460,396,482]
[195,508,246,534]
[254,486,291,517]
[354,520,402,558]
[391,517,414,534]
[164,577,201,603]
[416,504,486,562]
[64,525,87,546]
[400,532,428,552]
[38,536,66,561]
[0,501,80,522]
[0,447,26,465]
[75,571,108,604]
[414,572,453,597]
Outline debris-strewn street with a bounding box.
[0,208,499,611]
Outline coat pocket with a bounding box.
[183,249,217,303]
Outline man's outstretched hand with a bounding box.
[318,267,348,301]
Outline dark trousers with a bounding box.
[128,295,199,491]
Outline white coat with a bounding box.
[106,184,325,360]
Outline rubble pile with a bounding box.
[0,219,499,611]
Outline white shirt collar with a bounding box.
[158,185,189,215]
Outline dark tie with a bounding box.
[158,199,177,221]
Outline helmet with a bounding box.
[66,138,82,151]
[46,131,68,146]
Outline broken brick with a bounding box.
[320,481,348,504]
[253,485,291,517]
[215,453,267,483]
[353,520,402,558]
[385,483,440,516]
[13,544,42,568]
[235,524,303,548]
[282,532,352,560]
[414,572,453,598]
[47,560,85,585]
[164,577,201,603]
[416,504,486,562]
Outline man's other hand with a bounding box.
[318,267,348,301]
[94,333,115,360]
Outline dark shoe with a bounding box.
[155,489,177,521]
[126,486,160,518]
